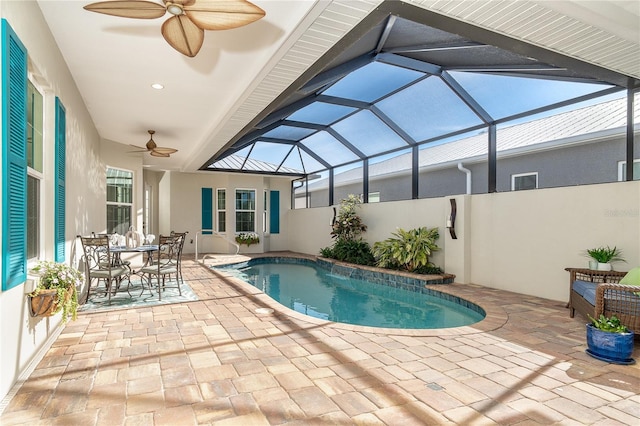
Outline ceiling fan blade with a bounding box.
[150,150,171,157]
[185,0,265,30]
[153,147,178,154]
[165,0,196,6]
[161,15,204,57]
[129,144,149,151]
[84,0,167,19]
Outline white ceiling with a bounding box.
[36,0,639,173]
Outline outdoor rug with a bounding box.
[79,279,198,313]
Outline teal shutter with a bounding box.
[54,98,66,262]
[2,19,28,290]
[201,188,213,234]
[269,191,280,234]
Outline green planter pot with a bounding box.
[586,324,635,365]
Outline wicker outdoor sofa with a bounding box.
[566,268,640,334]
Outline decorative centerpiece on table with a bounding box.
[28,260,82,322]
[235,232,260,246]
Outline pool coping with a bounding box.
[207,252,508,337]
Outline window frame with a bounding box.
[216,188,226,232]
[511,172,538,191]
[106,166,134,234]
[617,159,640,181]
[26,78,45,262]
[235,188,256,233]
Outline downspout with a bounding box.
[458,162,471,195]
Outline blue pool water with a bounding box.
[215,259,485,329]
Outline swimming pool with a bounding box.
[214,258,485,329]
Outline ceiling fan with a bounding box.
[129,130,178,157]
[83,0,265,57]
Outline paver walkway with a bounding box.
[1,253,638,425]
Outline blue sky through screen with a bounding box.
[215,59,622,174]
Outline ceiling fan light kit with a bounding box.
[84,0,266,57]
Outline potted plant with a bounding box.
[235,232,260,246]
[586,314,635,364]
[28,260,82,323]
[585,246,625,271]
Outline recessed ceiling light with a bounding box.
[151,83,164,90]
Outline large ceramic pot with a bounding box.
[586,323,635,364]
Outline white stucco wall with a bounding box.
[285,181,640,303]
[0,2,147,402]
[145,171,293,256]
[0,1,103,402]
[468,181,640,301]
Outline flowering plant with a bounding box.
[235,232,260,246]
[29,260,82,322]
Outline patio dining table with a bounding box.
[110,245,159,272]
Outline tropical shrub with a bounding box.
[412,263,444,275]
[372,227,440,272]
[322,240,376,266]
[321,195,374,266]
[330,194,367,242]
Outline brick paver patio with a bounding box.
[1,253,638,425]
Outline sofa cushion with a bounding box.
[581,286,597,306]
[572,280,596,297]
[620,267,640,297]
[573,280,597,306]
[620,267,640,289]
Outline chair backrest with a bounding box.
[79,235,115,276]
[170,231,188,259]
[157,234,182,265]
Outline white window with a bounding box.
[512,172,538,191]
[235,189,256,233]
[106,167,133,234]
[27,79,44,261]
[368,192,380,203]
[618,160,640,181]
[216,189,226,232]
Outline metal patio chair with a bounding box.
[79,235,131,303]
[138,234,183,301]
